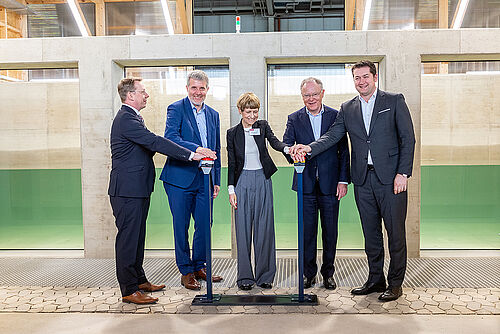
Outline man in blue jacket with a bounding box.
[160,70,223,290]
[109,78,205,304]
[283,77,350,290]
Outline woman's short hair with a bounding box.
[237,92,260,111]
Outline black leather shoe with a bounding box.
[239,283,253,291]
[323,276,337,290]
[351,281,386,295]
[258,283,273,289]
[303,276,316,289]
[378,286,403,301]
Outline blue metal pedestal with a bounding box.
[192,160,317,306]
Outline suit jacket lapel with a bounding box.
[205,107,214,149]
[298,108,316,142]
[122,105,144,125]
[353,98,367,137]
[235,123,245,161]
[369,90,385,135]
[252,121,266,150]
[183,97,203,145]
[321,108,332,135]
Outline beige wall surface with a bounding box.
[421,73,500,165]
[4,73,497,170]
[0,81,80,169]
[1,29,499,258]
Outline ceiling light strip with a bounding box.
[452,0,470,29]
[67,0,90,37]
[160,0,175,35]
[362,0,373,31]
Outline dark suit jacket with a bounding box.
[310,90,415,186]
[108,105,192,198]
[159,97,221,188]
[283,105,350,195]
[227,120,286,187]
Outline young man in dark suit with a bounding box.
[291,61,415,301]
[108,78,205,304]
[283,77,350,290]
[160,70,223,290]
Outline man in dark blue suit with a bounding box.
[160,70,223,290]
[283,77,350,290]
[109,78,205,304]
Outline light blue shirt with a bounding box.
[306,105,324,141]
[359,89,377,165]
[189,99,208,148]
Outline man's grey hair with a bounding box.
[187,70,209,86]
[300,77,323,91]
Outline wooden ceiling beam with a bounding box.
[1,7,7,38]
[93,0,105,35]
[345,0,355,30]
[355,0,365,30]
[70,0,91,36]
[175,0,188,34]
[438,0,449,29]
[185,0,192,33]
[0,20,22,34]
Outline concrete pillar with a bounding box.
[77,38,130,258]
[213,33,278,257]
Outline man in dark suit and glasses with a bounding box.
[291,61,415,301]
[283,77,350,290]
[108,78,208,304]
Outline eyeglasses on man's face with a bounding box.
[302,92,321,99]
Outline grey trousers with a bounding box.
[234,169,276,286]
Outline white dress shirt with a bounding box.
[359,89,377,165]
[228,127,263,195]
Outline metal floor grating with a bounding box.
[0,257,498,288]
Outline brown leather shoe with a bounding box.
[122,291,158,304]
[181,273,201,290]
[194,268,223,282]
[138,282,165,292]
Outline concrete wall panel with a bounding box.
[1,29,499,258]
[129,35,213,59]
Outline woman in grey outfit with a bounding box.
[227,92,290,290]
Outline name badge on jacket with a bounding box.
[249,128,260,136]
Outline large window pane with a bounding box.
[462,0,500,28]
[367,0,438,30]
[0,69,82,249]
[267,63,375,249]
[363,0,500,30]
[106,1,171,35]
[27,3,95,37]
[124,66,230,249]
[421,61,500,249]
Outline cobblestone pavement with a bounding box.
[1,286,498,315]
